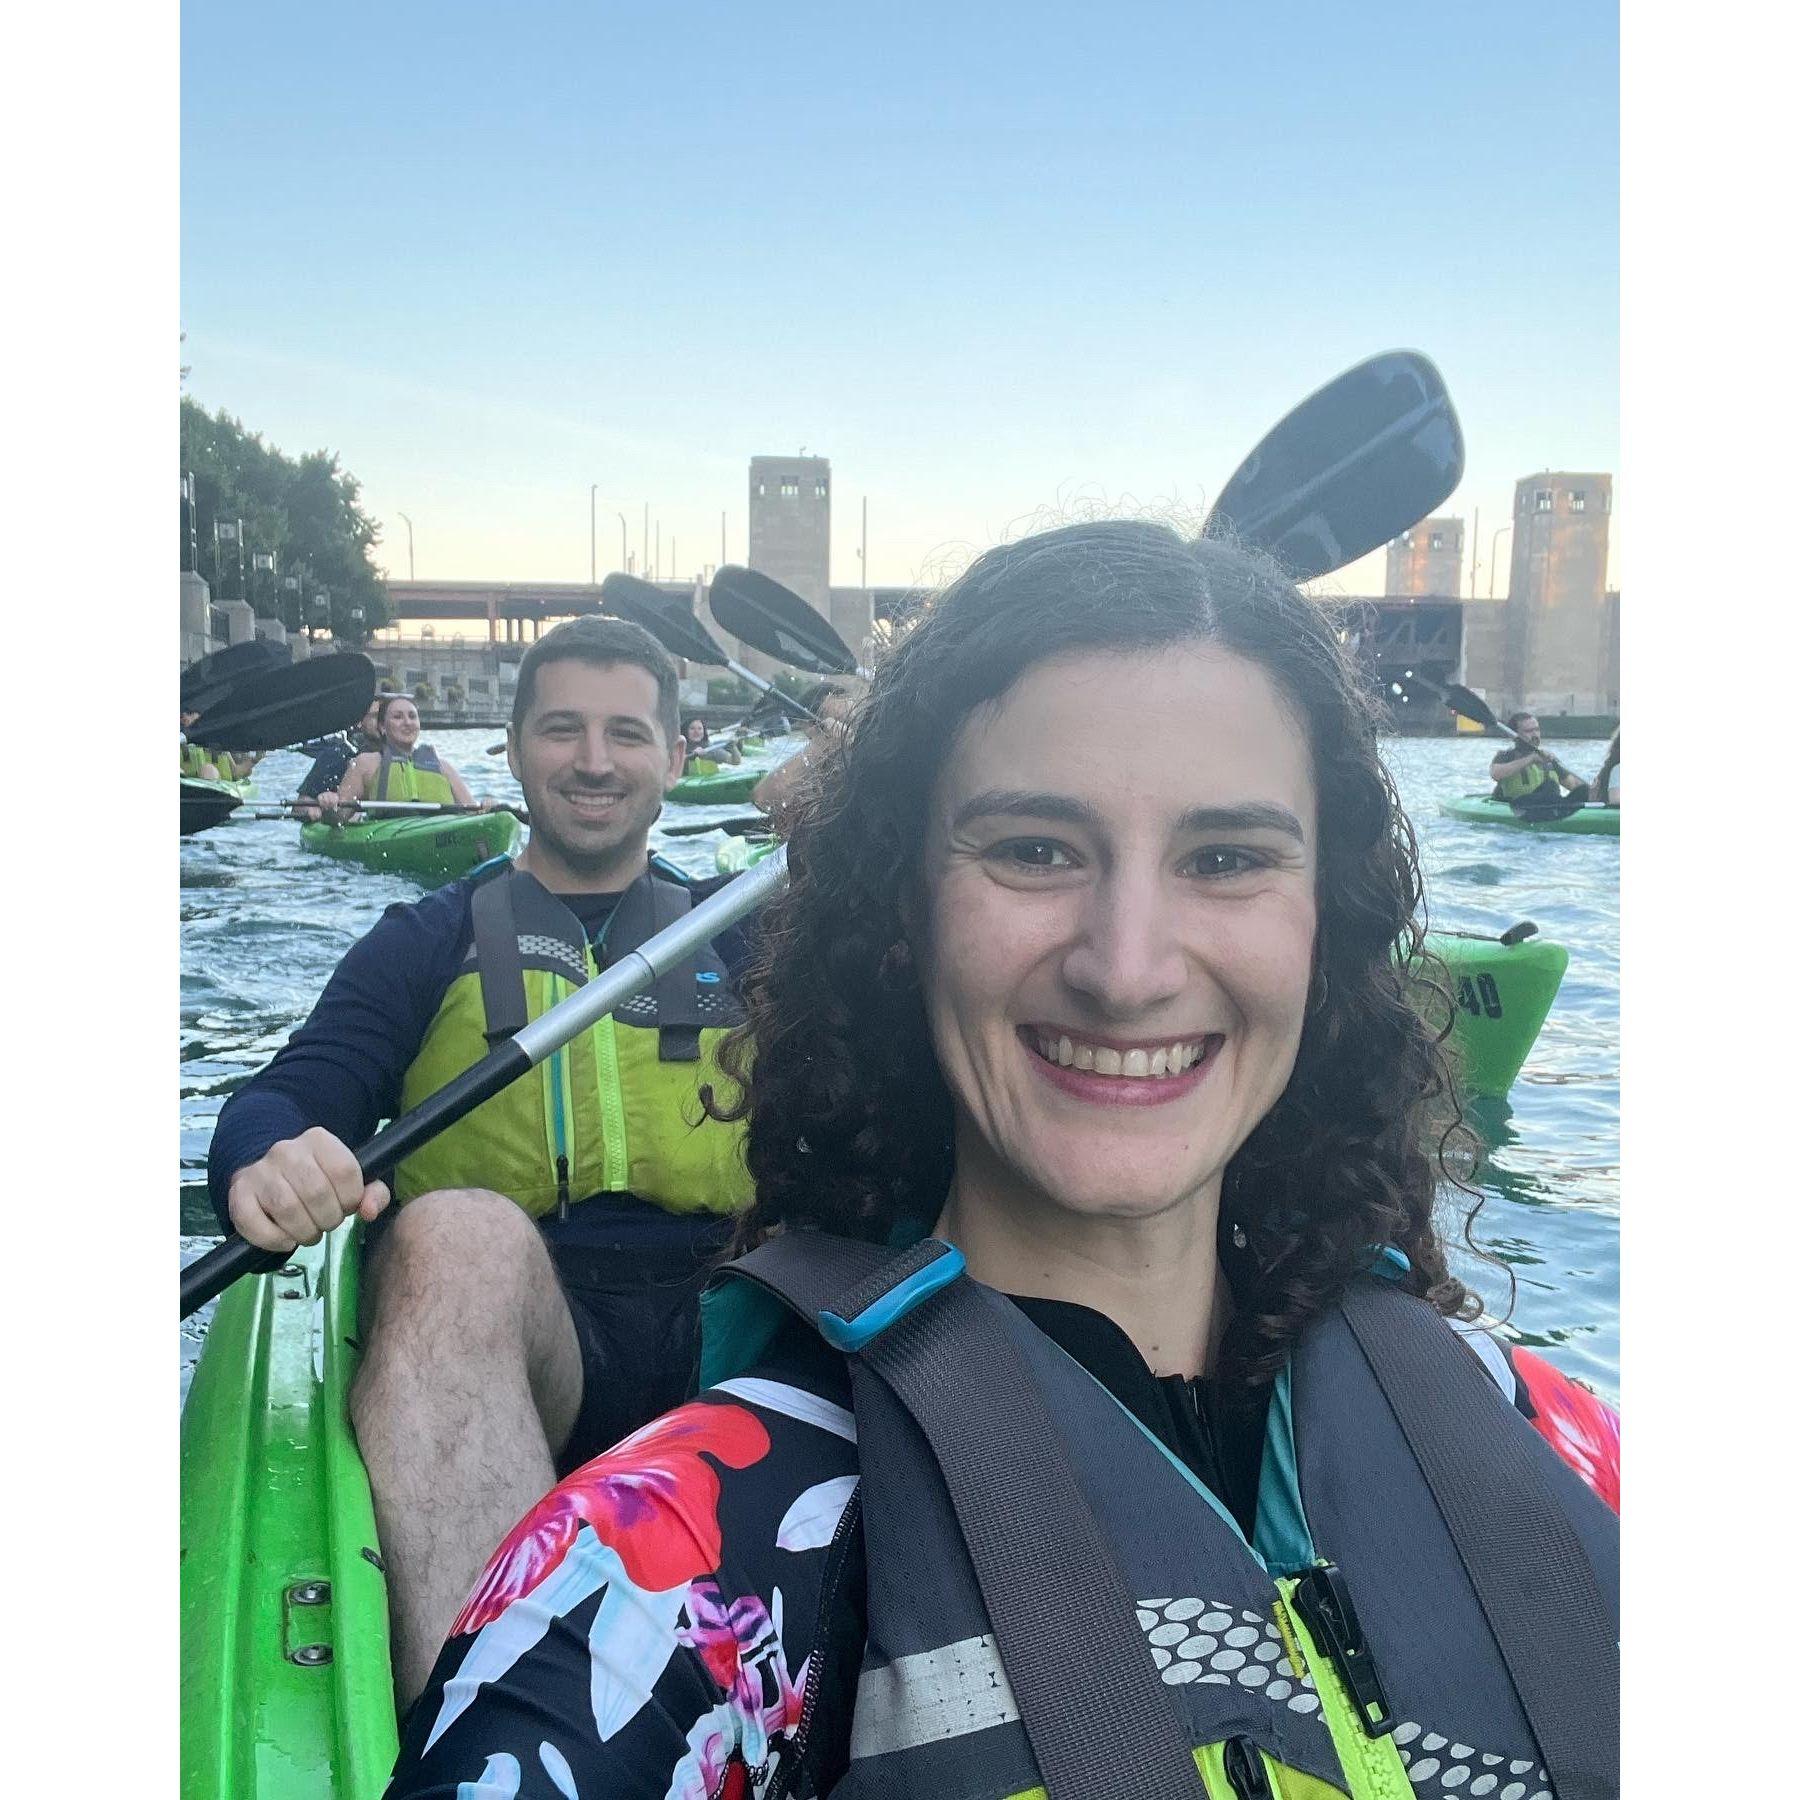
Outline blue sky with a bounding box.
[181,0,1618,596]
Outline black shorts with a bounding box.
[541,1203,739,1477]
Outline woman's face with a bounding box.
[384,700,421,750]
[918,644,1318,1227]
[684,719,707,747]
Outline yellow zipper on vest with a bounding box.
[1273,1577,1410,1800]
[584,943,628,1192]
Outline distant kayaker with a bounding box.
[1596,726,1621,805]
[749,680,851,823]
[179,709,259,782]
[682,715,743,766]
[1489,710,1589,813]
[207,616,753,1705]
[384,521,1619,1799]
[329,694,482,814]
[293,696,382,821]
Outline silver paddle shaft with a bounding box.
[511,843,789,1066]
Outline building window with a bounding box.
[1428,532,1445,550]
[780,479,799,497]
[755,482,766,497]
[1535,490,1554,512]
[469,677,490,696]
[1570,491,1587,512]
[1601,490,1611,512]
[814,480,828,499]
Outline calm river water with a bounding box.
[180,727,1619,1402]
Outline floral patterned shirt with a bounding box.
[382,1319,1618,1800]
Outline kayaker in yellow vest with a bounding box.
[207,616,753,1704]
[179,709,259,781]
[681,715,742,768]
[1488,709,1589,812]
[329,693,480,812]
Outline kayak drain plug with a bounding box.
[289,1644,333,1667]
[291,1582,330,1606]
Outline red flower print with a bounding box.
[452,1401,771,1635]
[1514,1346,1620,1513]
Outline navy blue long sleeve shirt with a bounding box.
[206,866,752,1233]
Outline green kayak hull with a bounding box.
[1439,795,1620,836]
[715,840,1566,1097]
[668,766,767,805]
[1416,930,1570,1097]
[300,812,520,886]
[181,1226,397,1800]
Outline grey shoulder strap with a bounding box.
[734,1234,1207,1800]
[469,869,530,1047]
[604,868,705,1062]
[375,749,396,802]
[1338,1282,1620,1800]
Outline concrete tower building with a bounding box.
[744,455,832,679]
[1498,472,1613,717]
[1385,517,1465,598]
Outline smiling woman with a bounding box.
[385,521,1618,1800]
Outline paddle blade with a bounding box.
[600,573,729,667]
[180,638,292,714]
[1440,681,1503,734]
[187,653,376,752]
[709,566,857,677]
[180,778,245,835]
[1204,351,1464,582]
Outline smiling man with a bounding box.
[206,616,755,1703]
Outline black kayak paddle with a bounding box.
[184,653,378,754]
[600,575,829,727]
[709,566,872,680]
[1202,350,1464,581]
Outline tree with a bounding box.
[179,398,390,640]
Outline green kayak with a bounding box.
[667,764,768,805]
[181,1226,398,1800]
[1416,928,1570,1097]
[300,812,520,886]
[1440,794,1620,837]
[715,839,1566,1098]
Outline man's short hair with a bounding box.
[511,616,681,746]
[1504,710,1537,732]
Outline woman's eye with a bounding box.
[1186,846,1265,877]
[993,838,1076,870]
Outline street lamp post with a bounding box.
[618,513,628,573]
[589,485,598,586]
[1489,523,1514,599]
[398,512,416,581]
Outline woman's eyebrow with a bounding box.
[951,790,1306,843]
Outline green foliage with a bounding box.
[706,675,756,705]
[180,398,390,641]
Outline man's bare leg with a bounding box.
[350,1188,585,1706]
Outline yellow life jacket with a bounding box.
[1495,756,1549,801]
[180,743,211,777]
[375,746,457,805]
[394,863,752,1221]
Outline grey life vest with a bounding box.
[711,1234,1619,1800]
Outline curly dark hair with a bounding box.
[710,520,1479,1381]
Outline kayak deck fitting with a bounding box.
[299,812,521,886]
[181,1226,397,1800]
[1440,794,1621,836]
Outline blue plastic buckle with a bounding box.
[818,1242,967,1352]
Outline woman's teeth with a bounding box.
[1031,1032,1209,1078]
